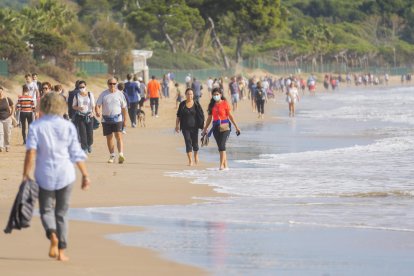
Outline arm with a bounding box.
[202,115,213,135]
[175,117,180,133]
[122,107,127,128]
[76,161,90,190]
[95,105,101,117]
[22,149,36,181]
[228,111,240,133]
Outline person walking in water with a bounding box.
[255,81,268,119]
[95,78,128,164]
[286,82,300,117]
[23,92,90,261]
[202,88,241,170]
[175,88,205,166]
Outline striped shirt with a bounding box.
[16,95,35,113]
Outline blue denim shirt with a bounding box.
[26,115,86,191]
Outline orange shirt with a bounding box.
[212,100,230,121]
[147,79,161,98]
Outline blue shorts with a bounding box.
[231,93,239,103]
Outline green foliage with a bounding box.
[148,50,212,69]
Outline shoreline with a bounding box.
[0,84,276,275]
[0,79,407,275]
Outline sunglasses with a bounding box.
[108,83,117,86]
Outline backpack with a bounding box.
[67,89,79,119]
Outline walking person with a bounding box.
[286,82,300,117]
[22,92,90,261]
[147,75,162,118]
[72,81,95,153]
[229,77,240,111]
[95,78,128,164]
[191,77,203,102]
[124,74,141,128]
[202,88,241,170]
[255,81,268,119]
[0,86,15,152]
[175,82,183,108]
[175,88,205,166]
[162,74,170,98]
[137,77,147,109]
[16,85,35,144]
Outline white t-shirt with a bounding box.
[96,90,127,123]
[185,75,191,83]
[26,82,38,105]
[207,79,213,89]
[72,92,95,114]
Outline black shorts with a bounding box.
[102,122,123,136]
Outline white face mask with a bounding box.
[213,95,221,102]
[79,88,86,92]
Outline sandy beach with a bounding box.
[0,81,274,275]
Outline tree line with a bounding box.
[1,0,414,76]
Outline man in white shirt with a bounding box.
[95,78,128,164]
[206,77,213,96]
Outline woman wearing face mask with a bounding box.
[72,80,95,154]
[202,88,241,170]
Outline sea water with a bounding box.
[71,86,414,275]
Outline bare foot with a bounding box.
[57,249,69,261]
[49,233,58,258]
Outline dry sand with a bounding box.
[0,80,277,276]
[0,76,404,275]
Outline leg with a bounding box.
[106,133,115,154]
[114,131,124,154]
[154,98,159,116]
[38,187,58,258]
[150,98,155,116]
[86,119,94,151]
[20,112,28,144]
[3,117,12,150]
[190,128,199,164]
[182,129,193,166]
[54,184,73,261]
[76,117,88,151]
[213,129,230,169]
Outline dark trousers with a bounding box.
[182,128,199,152]
[150,98,159,116]
[20,112,33,143]
[128,102,139,126]
[213,128,230,152]
[256,99,265,114]
[75,115,93,150]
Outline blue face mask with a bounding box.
[213,95,221,102]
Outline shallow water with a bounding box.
[71,86,414,275]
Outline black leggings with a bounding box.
[20,112,33,143]
[256,99,265,114]
[74,116,93,150]
[213,128,230,152]
[182,128,199,153]
[128,102,139,125]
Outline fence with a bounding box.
[242,58,411,76]
[149,68,235,82]
[75,60,108,76]
[0,60,8,77]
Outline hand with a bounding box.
[96,112,101,117]
[236,128,241,136]
[201,129,207,136]
[175,126,180,133]
[81,175,91,190]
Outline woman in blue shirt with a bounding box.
[22,92,90,261]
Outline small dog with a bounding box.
[137,109,146,127]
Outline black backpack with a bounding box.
[67,89,79,119]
